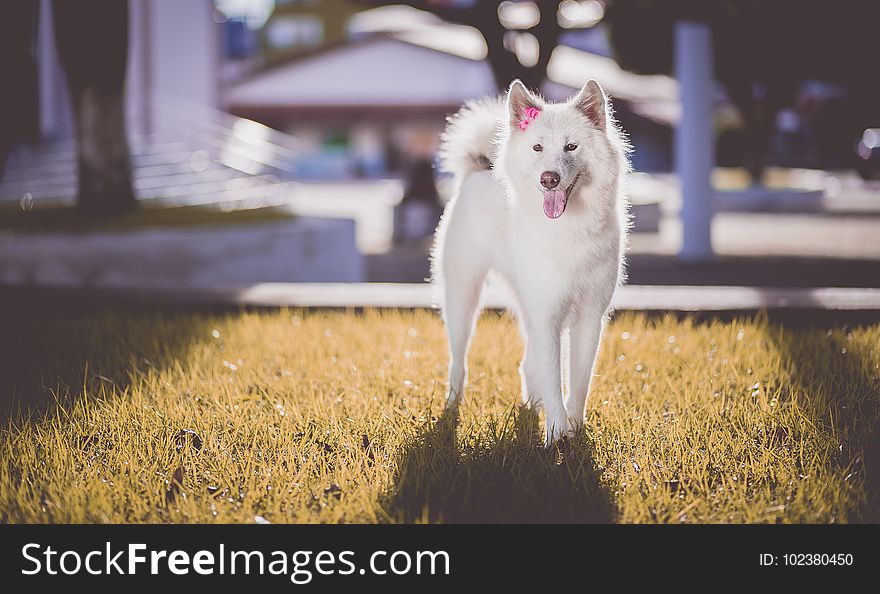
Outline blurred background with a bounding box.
[1,0,879,294]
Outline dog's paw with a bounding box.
[521,393,544,411]
[442,398,462,427]
[566,415,585,437]
[444,388,463,412]
[543,433,573,457]
[543,423,569,448]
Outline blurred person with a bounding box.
[392,158,443,246]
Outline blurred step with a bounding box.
[0,136,289,208]
[3,283,878,316]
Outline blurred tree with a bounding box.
[605,0,880,183]
[53,0,136,215]
[0,0,40,176]
[357,0,565,90]
[0,1,40,174]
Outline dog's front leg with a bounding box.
[566,305,607,433]
[524,322,567,446]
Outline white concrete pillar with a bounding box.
[37,0,73,140]
[148,0,220,111]
[675,20,714,262]
[127,0,151,139]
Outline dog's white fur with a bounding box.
[431,79,630,445]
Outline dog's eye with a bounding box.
[532,144,543,152]
[564,143,578,152]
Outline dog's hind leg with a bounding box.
[439,255,488,414]
[432,173,499,414]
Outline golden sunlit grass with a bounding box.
[1,309,878,523]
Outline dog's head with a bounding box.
[496,79,621,220]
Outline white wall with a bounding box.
[0,218,366,287]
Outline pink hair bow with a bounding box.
[517,107,541,131]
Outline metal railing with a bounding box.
[148,93,302,178]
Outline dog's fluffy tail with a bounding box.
[438,97,503,181]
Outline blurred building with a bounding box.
[226,35,497,179]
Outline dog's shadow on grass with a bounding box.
[382,407,615,523]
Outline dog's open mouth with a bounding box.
[542,174,580,220]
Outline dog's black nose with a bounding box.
[540,171,560,190]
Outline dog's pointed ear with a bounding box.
[573,79,607,129]
[507,79,538,128]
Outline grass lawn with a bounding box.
[1,308,878,524]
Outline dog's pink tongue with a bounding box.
[542,189,567,219]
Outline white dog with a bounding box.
[432,79,630,445]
